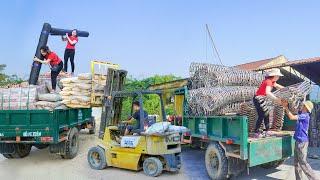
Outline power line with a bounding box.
[205,24,223,65]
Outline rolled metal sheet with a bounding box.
[50,28,89,37]
[28,23,89,85]
[29,23,51,85]
[187,63,312,132]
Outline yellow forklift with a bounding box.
[87,78,182,177]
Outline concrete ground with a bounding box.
[0,108,319,180]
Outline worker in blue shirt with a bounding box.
[283,100,318,180]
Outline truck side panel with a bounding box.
[0,110,54,142]
[248,135,294,167]
[183,116,249,160]
[0,108,92,144]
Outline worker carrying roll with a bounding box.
[29,23,89,85]
[253,68,286,138]
[33,46,63,93]
[61,29,78,75]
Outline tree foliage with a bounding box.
[120,74,181,119]
[0,64,23,86]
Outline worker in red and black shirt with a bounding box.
[253,68,285,138]
[62,29,78,75]
[33,46,63,93]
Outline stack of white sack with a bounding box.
[38,71,71,87]
[0,86,38,110]
[144,122,189,135]
[92,74,106,97]
[36,93,66,110]
[60,73,92,108]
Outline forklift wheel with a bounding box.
[143,157,163,177]
[87,146,107,170]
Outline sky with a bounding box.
[1,0,320,80]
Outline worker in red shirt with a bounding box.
[62,29,78,75]
[253,68,285,138]
[33,46,63,93]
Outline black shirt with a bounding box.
[132,110,148,129]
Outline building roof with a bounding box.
[235,59,273,71]
[255,57,320,85]
[235,55,286,71]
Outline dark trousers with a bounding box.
[51,61,63,90]
[253,96,270,133]
[64,49,75,73]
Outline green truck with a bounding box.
[174,88,295,179]
[0,108,95,159]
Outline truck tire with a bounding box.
[61,127,79,159]
[87,146,107,170]
[89,117,96,134]
[205,142,228,180]
[11,144,32,158]
[228,157,246,177]
[260,159,286,169]
[143,157,163,177]
[34,144,49,149]
[2,153,13,159]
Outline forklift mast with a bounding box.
[99,68,127,138]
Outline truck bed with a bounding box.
[248,130,294,142]
[183,115,295,167]
[0,108,92,144]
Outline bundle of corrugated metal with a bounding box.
[187,63,262,116]
[187,63,312,132]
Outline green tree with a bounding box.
[120,74,181,120]
[0,64,7,83]
[0,64,23,86]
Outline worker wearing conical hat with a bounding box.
[282,100,318,180]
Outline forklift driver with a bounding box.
[122,101,148,135]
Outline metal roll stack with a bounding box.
[187,62,312,132]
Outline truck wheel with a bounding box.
[190,137,202,149]
[34,144,49,149]
[228,157,246,177]
[62,127,79,159]
[87,146,107,170]
[205,142,228,180]
[89,117,96,134]
[260,159,286,169]
[2,154,13,159]
[143,157,163,177]
[11,144,32,158]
